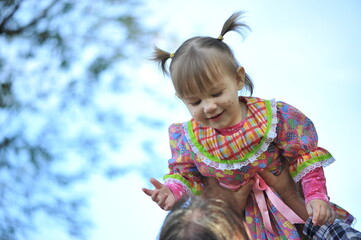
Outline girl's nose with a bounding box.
[203,100,217,113]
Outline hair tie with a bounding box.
[217,35,224,40]
[170,53,175,58]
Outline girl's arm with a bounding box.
[275,101,335,225]
[163,123,204,198]
[143,123,203,210]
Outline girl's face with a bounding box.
[181,67,245,129]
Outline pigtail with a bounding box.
[219,11,254,96]
[219,11,250,40]
[151,46,172,75]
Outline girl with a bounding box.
[142,12,354,239]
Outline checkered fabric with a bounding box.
[191,97,268,161]
[303,217,361,240]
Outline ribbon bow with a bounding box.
[252,173,305,235]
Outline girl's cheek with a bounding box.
[191,111,197,118]
[222,100,231,108]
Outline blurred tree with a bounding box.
[0,0,160,239]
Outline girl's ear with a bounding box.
[236,66,246,90]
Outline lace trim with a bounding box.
[183,99,278,170]
[164,178,192,196]
[293,157,335,182]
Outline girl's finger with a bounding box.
[317,206,326,225]
[157,193,168,207]
[142,188,154,196]
[319,208,329,225]
[312,204,320,225]
[151,189,160,202]
[306,204,313,218]
[150,178,164,189]
[329,209,336,224]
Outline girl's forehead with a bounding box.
[172,56,236,99]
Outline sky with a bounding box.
[81,1,361,239]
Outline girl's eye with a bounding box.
[191,100,201,106]
[212,91,223,97]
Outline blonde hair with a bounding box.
[158,196,248,240]
[152,11,254,99]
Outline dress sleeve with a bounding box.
[274,101,334,204]
[275,101,335,182]
[163,123,204,200]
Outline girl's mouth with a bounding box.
[208,111,224,121]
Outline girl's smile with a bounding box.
[207,110,225,121]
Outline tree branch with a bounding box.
[0,0,58,36]
[0,0,22,33]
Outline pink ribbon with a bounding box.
[252,173,305,235]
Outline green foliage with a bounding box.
[0,0,155,239]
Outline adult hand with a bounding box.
[203,178,254,217]
[142,178,176,211]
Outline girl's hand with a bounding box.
[306,199,336,226]
[142,178,176,211]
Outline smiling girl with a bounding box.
[142,11,354,239]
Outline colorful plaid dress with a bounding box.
[164,97,353,239]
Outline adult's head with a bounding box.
[158,178,254,240]
[158,196,249,240]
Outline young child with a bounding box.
[142,12,354,239]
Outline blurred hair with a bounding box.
[152,11,254,99]
[158,196,249,240]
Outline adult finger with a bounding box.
[236,179,254,196]
[232,179,255,212]
[258,169,276,185]
[150,178,164,189]
[204,177,219,187]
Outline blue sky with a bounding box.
[87,1,361,239]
